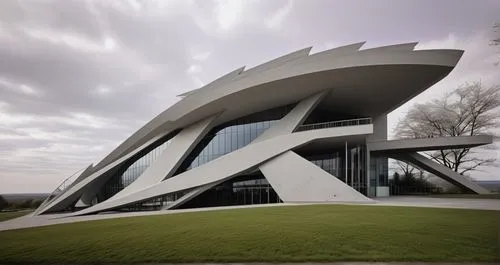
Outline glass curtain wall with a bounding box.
[176,172,282,209]
[180,120,279,171]
[304,144,368,195]
[106,173,282,212]
[98,135,175,202]
[369,155,389,196]
[174,105,293,175]
[114,189,192,212]
[97,105,293,208]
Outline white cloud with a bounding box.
[192,51,211,61]
[0,77,42,96]
[16,127,88,142]
[22,27,117,53]
[265,0,293,30]
[0,112,35,126]
[63,112,123,129]
[125,0,142,11]
[192,76,205,87]
[90,84,112,96]
[213,0,245,30]
[389,31,500,181]
[0,109,123,131]
[391,31,500,135]
[1,0,499,193]
[0,133,26,140]
[0,23,15,41]
[186,64,202,74]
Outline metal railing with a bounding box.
[295,117,372,132]
[36,167,87,211]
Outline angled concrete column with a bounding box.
[391,152,490,194]
[260,151,372,202]
[168,92,328,209]
[253,90,328,143]
[33,164,94,216]
[63,124,374,216]
[108,113,220,201]
[35,132,171,215]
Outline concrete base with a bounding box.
[376,187,390,197]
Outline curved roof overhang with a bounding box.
[93,43,463,172]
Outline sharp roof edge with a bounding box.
[177,41,434,98]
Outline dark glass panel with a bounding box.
[98,131,178,202]
[110,189,192,212]
[176,172,282,209]
[301,145,368,196]
[174,105,294,175]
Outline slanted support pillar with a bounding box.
[345,141,348,185]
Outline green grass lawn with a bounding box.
[0,205,499,263]
[0,211,30,222]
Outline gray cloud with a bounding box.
[0,0,499,193]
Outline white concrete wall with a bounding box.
[64,124,374,216]
[260,151,372,202]
[366,115,387,142]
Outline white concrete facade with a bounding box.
[33,42,493,217]
[260,151,373,202]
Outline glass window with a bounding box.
[172,105,294,175]
[100,137,174,202]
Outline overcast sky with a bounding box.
[0,0,499,193]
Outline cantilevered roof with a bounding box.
[93,42,463,172]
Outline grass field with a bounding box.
[0,205,499,263]
[0,211,30,222]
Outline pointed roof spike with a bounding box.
[177,66,246,97]
[310,42,366,57]
[241,47,312,76]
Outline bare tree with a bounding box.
[391,160,426,179]
[395,81,500,175]
[492,22,500,66]
[0,195,8,210]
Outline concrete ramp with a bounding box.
[260,151,372,202]
[391,152,490,194]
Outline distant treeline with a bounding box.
[0,194,46,211]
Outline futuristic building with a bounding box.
[34,42,492,216]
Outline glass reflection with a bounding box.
[177,172,282,209]
[304,144,367,195]
[175,106,293,175]
[99,139,173,202]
